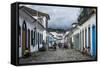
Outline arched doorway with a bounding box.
[22,20,27,57]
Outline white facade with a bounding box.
[71,13,96,56]
[19,7,48,58]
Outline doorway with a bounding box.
[92,25,96,58]
[22,20,27,57]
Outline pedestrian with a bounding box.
[53,42,57,50]
[39,40,46,51]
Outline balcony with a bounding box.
[78,8,95,25]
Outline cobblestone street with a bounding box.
[19,47,94,64]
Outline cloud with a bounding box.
[25,5,81,30]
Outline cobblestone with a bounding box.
[19,47,94,64]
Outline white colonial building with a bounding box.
[18,6,50,58]
[71,8,96,58]
[64,8,96,58]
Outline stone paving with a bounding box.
[19,47,94,64]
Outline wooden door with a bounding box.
[92,25,96,58]
[22,20,27,57]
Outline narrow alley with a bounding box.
[18,4,97,64]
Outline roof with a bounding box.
[19,6,50,20]
[78,8,95,25]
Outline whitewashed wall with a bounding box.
[71,14,96,55]
[19,9,46,58]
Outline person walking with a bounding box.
[53,42,57,50]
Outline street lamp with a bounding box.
[72,23,78,28]
[72,22,81,28]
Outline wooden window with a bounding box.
[39,34,41,44]
[36,32,38,44]
[88,27,91,48]
[80,31,81,50]
[39,33,40,44]
[39,33,41,44]
[31,30,33,45]
[41,35,43,41]
[33,31,35,46]
[82,30,84,48]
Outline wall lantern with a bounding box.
[72,23,78,28]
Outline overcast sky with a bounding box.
[23,5,81,30]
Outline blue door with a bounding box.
[92,25,96,58]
